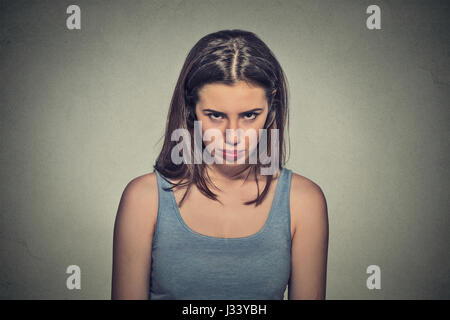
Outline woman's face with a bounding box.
[195,81,270,165]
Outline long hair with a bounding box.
[154,29,290,207]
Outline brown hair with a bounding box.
[153,29,290,207]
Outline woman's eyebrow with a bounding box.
[202,107,264,114]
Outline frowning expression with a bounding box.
[195,81,270,163]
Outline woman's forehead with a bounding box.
[198,82,267,111]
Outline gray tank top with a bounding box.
[149,167,292,299]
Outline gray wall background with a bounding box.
[0,0,448,299]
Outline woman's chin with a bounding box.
[209,154,247,165]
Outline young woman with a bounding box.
[111,29,329,300]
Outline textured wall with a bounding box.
[0,0,448,299]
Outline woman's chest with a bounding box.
[172,184,294,240]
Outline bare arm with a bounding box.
[111,174,158,299]
[288,175,329,300]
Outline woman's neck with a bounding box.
[205,164,271,189]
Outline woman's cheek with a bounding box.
[201,127,224,150]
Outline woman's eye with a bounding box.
[243,112,257,120]
[209,113,223,120]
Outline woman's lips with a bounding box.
[219,149,245,158]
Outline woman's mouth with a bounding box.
[219,149,245,159]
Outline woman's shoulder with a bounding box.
[117,172,159,230]
[288,169,328,230]
[288,169,324,196]
[125,172,158,197]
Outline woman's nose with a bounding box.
[226,118,239,131]
[224,120,241,146]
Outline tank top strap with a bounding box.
[153,169,179,243]
[154,169,174,204]
[274,167,293,210]
[267,167,293,242]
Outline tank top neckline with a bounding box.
[167,167,287,241]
